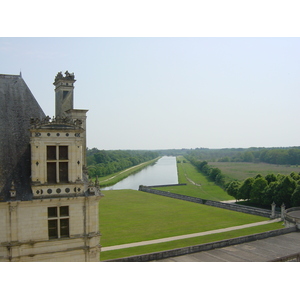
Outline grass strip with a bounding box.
[100,221,283,261]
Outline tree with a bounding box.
[290,172,300,181]
[250,177,268,204]
[265,173,277,184]
[215,173,226,187]
[263,181,279,206]
[238,177,255,200]
[291,185,300,207]
[209,168,221,181]
[242,151,255,162]
[273,176,297,207]
[227,181,241,200]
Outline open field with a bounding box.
[209,161,300,182]
[97,157,160,187]
[155,157,232,201]
[99,189,282,260]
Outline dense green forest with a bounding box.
[86,148,159,178]
[153,147,300,165]
[184,147,300,165]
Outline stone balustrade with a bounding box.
[284,207,300,229]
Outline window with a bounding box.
[47,146,69,183]
[48,206,69,239]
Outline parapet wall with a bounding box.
[284,207,300,229]
[139,185,280,218]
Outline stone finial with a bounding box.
[281,203,286,220]
[88,179,96,195]
[95,176,100,187]
[82,165,88,175]
[270,202,276,219]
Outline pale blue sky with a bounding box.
[1,37,300,150]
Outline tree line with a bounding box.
[184,147,300,165]
[187,157,227,188]
[227,172,300,208]
[87,148,159,178]
[186,155,300,208]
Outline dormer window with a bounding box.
[47,145,69,183]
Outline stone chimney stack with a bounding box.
[54,71,76,117]
[53,71,88,167]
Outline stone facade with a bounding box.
[0,71,103,262]
[0,195,100,262]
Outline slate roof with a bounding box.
[0,74,45,201]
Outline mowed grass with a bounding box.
[101,221,283,261]
[154,158,232,201]
[99,189,269,248]
[209,161,300,182]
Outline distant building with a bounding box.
[0,72,103,262]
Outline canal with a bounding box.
[102,156,178,190]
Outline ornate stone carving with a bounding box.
[54,71,75,84]
[30,116,83,129]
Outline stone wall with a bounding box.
[0,195,101,262]
[105,227,296,262]
[139,185,280,218]
[146,184,187,188]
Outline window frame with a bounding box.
[47,206,70,239]
[46,145,69,183]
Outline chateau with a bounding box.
[0,72,103,262]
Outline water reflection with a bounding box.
[102,156,178,190]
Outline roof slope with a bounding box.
[0,74,45,201]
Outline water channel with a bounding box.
[102,156,178,190]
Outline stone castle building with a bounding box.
[0,71,103,262]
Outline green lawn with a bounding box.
[101,221,283,261]
[99,190,275,248]
[99,189,282,261]
[154,157,232,201]
[209,161,300,182]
